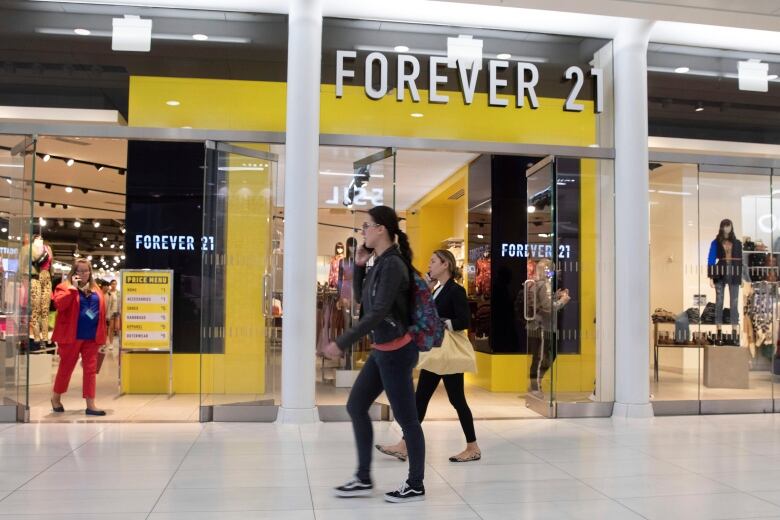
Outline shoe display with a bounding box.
[334,478,373,498]
[384,481,425,503]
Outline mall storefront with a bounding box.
[0,1,778,422]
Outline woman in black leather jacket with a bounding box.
[322,205,426,504]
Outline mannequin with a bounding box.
[28,234,53,350]
[707,218,742,346]
[475,250,491,295]
[328,242,345,289]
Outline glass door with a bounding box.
[315,146,396,419]
[524,156,558,415]
[0,136,36,422]
[200,141,279,421]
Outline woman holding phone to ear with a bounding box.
[50,258,108,416]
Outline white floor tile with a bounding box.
[152,486,313,512]
[474,499,647,520]
[313,504,481,519]
[0,515,147,520]
[551,456,691,478]
[619,492,780,520]
[431,462,571,484]
[150,513,314,520]
[310,482,463,510]
[20,470,175,490]
[450,479,606,504]
[0,489,160,515]
[168,468,310,488]
[582,473,736,498]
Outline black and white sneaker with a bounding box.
[384,480,425,503]
[334,478,373,498]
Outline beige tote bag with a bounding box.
[417,329,477,375]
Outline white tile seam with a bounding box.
[144,423,207,520]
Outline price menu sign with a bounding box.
[120,270,173,351]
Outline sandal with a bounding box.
[449,451,482,463]
[375,444,407,462]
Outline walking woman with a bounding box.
[50,258,108,416]
[377,249,481,463]
[322,205,426,503]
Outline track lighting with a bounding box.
[66,159,74,167]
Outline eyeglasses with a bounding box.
[361,222,381,231]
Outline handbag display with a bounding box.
[417,329,477,375]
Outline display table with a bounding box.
[703,346,750,389]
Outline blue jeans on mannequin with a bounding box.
[346,342,425,488]
[714,281,740,327]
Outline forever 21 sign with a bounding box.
[335,50,604,113]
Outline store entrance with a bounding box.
[314,146,615,420]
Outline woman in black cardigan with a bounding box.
[377,249,481,463]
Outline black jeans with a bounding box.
[416,369,477,443]
[346,342,425,488]
[529,331,556,382]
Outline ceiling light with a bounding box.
[95,165,104,172]
[192,33,208,41]
[118,169,125,176]
[87,255,93,261]
[393,45,410,52]
[73,252,79,258]
[410,113,424,118]
[50,203,56,208]
[63,204,68,209]
[121,255,125,260]
[527,205,536,213]
[66,158,74,167]
[73,220,81,228]
[166,100,180,107]
[42,154,50,162]
[110,244,115,248]
[119,245,124,250]
[81,188,89,194]
[38,217,46,227]
[65,187,73,193]
[93,264,98,269]
[93,221,100,228]
[74,28,91,36]
[1,228,6,233]
[44,183,51,189]
[477,234,485,239]
[497,53,511,60]
[5,179,11,185]
[102,237,108,242]
[674,66,690,73]
[695,102,704,112]
[120,227,126,234]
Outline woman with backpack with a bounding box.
[322,205,427,504]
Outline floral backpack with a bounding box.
[406,266,445,352]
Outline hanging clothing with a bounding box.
[475,256,491,295]
[328,254,344,289]
[746,282,773,350]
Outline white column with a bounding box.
[612,20,655,419]
[277,0,322,424]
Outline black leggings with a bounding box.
[415,369,477,444]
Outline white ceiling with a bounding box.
[273,145,477,211]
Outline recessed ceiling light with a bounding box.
[410,113,424,118]
[497,53,511,60]
[674,66,690,73]
[65,187,73,193]
[527,205,536,214]
[102,237,108,242]
[166,100,180,107]
[66,159,74,167]
[42,154,50,162]
[74,28,91,36]
[394,45,410,53]
[477,234,485,239]
[1,228,6,233]
[73,221,81,228]
[192,33,208,41]
[695,102,704,112]
[93,221,100,228]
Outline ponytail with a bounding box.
[396,229,415,271]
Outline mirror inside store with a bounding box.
[650,163,780,409]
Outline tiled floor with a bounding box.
[2,415,780,518]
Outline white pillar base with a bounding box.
[276,407,321,424]
[611,402,654,419]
